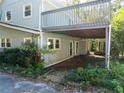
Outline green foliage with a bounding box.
[112,8,124,58]
[64,63,124,93]
[34,62,44,75]
[110,62,124,79]
[0,42,50,77]
[112,0,121,12]
[65,68,108,83]
[90,40,96,52]
[0,42,49,67]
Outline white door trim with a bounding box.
[75,41,79,56]
[69,40,73,56]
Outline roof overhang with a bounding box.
[57,28,105,39]
[43,25,108,39]
[55,28,106,39]
[0,22,40,34]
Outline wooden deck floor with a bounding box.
[48,55,105,71]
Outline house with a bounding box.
[0,0,111,68]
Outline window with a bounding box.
[23,4,32,18]
[5,11,11,21]
[0,38,11,48]
[1,38,5,47]
[69,41,73,56]
[47,38,54,50]
[55,38,60,49]
[75,41,79,55]
[47,38,61,50]
[6,38,11,47]
[24,38,32,43]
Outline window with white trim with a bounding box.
[47,38,61,50]
[47,38,54,50]
[1,38,5,47]
[24,38,32,43]
[0,38,11,48]
[23,4,32,18]
[5,11,11,21]
[55,38,60,49]
[6,38,11,47]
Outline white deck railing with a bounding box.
[42,0,111,31]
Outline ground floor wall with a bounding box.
[0,26,38,51]
[42,32,88,66]
[0,26,89,67]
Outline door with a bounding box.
[75,41,79,56]
[69,41,73,56]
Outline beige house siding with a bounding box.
[0,26,38,51]
[0,25,88,67]
[42,32,88,66]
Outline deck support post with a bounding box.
[105,25,111,70]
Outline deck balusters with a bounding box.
[41,0,111,30]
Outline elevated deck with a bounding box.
[42,0,111,35]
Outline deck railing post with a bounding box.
[105,25,111,70]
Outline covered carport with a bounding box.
[46,25,111,70]
[42,0,112,69]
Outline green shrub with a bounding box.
[64,63,124,93]
[0,42,50,77]
[65,68,108,82]
[110,62,124,79]
[34,62,44,75]
[0,42,48,68]
[0,52,4,64]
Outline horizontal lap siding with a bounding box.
[42,32,88,66]
[0,26,37,51]
[1,0,40,30]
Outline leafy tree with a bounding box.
[112,0,121,12]
[111,8,124,57]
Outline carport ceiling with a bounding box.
[53,28,105,39]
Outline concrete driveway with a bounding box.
[0,74,57,93]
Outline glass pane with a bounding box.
[25,5,31,17]
[25,11,31,16]
[6,38,11,47]
[48,39,54,49]
[70,42,73,56]
[70,42,72,49]
[1,38,5,47]
[7,43,11,47]
[1,38,5,43]
[6,38,10,43]
[25,6,31,11]
[55,39,60,49]
[76,42,79,54]
[1,43,5,47]
[6,11,11,21]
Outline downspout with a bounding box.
[0,5,2,21]
[38,0,43,48]
[0,6,2,21]
[0,0,4,21]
